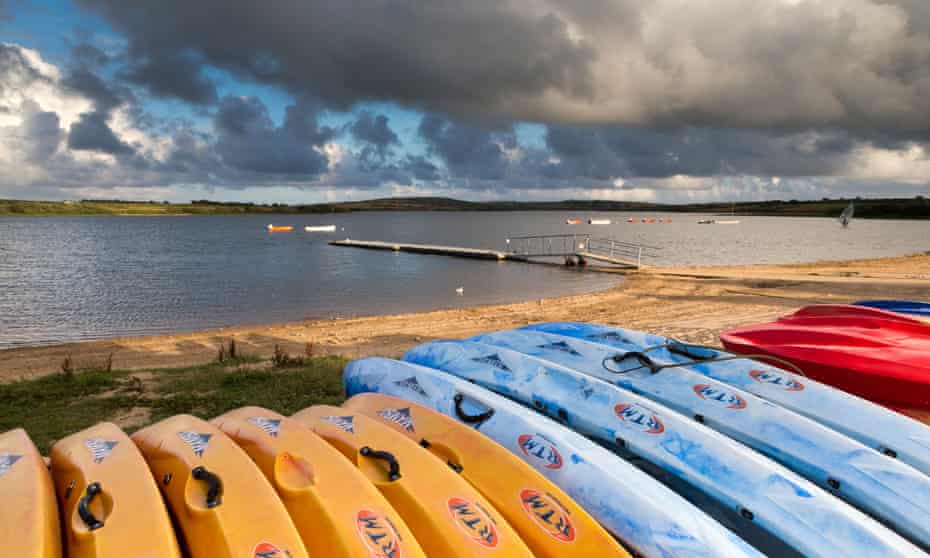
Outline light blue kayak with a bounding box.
[404,341,926,558]
[472,328,930,548]
[524,322,930,479]
[343,357,764,558]
[855,300,930,319]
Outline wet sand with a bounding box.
[2,252,928,382]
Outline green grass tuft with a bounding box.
[0,355,348,453]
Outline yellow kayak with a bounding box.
[213,406,428,558]
[50,422,181,558]
[132,414,309,558]
[1,429,61,558]
[345,393,631,558]
[292,405,535,558]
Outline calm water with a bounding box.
[1,211,928,348]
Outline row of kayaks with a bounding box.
[345,318,930,557]
[4,404,628,557]
[267,224,337,233]
[6,313,930,558]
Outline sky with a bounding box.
[2,0,930,204]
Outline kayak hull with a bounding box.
[213,407,427,558]
[720,307,930,412]
[1,429,61,558]
[132,415,309,558]
[50,422,182,558]
[292,405,535,558]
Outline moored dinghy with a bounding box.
[343,357,764,558]
[405,341,926,558]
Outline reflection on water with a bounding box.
[0,211,927,348]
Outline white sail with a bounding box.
[839,202,854,227]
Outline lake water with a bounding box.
[1,211,928,348]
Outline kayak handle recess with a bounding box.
[361,446,402,481]
[192,466,223,508]
[453,394,495,424]
[78,482,105,531]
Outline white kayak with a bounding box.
[304,225,336,232]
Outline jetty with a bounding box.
[330,234,656,269]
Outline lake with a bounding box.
[1,211,928,348]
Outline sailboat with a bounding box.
[839,201,854,228]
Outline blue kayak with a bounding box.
[472,328,930,548]
[343,357,764,558]
[855,300,930,319]
[525,322,930,480]
[405,341,925,558]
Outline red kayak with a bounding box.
[721,304,930,418]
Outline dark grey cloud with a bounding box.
[213,96,332,176]
[75,0,594,118]
[120,50,217,105]
[349,111,398,157]
[19,103,62,162]
[67,111,133,155]
[418,115,514,181]
[74,0,930,134]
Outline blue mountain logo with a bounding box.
[394,376,428,397]
[84,439,118,464]
[538,341,581,356]
[178,432,212,457]
[0,454,22,478]
[378,407,416,432]
[321,415,355,433]
[471,354,511,371]
[247,417,282,438]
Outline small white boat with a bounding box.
[304,225,337,232]
[715,220,741,225]
[839,202,854,228]
[588,219,612,225]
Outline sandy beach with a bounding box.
[2,252,928,382]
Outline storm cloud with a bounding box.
[75,0,930,133]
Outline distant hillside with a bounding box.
[1,196,929,219]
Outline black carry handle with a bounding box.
[360,446,402,481]
[192,466,223,508]
[77,482,105,531]
[453,394,495,424]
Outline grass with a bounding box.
[0,355,348,453]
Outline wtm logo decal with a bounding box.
[586,331,631,344]
[520,489,576,543]
[0,453,22,478]
[84,439,118,464]
[537,341,581,356]
[247,417,282,438]
[377,407,416,433]
[448,497,500,548]
[178,432,212,457]
[749,370,805,391]
[252,542,292,558]
[321,415,356,433]
[518,433,563,470]
[692,384,748,410]
[614,404,665,434]
[356,509,404,558]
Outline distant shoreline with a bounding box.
[2,252,927,383]
[2,196,930,219]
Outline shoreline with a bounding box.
[2,252,928,382]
